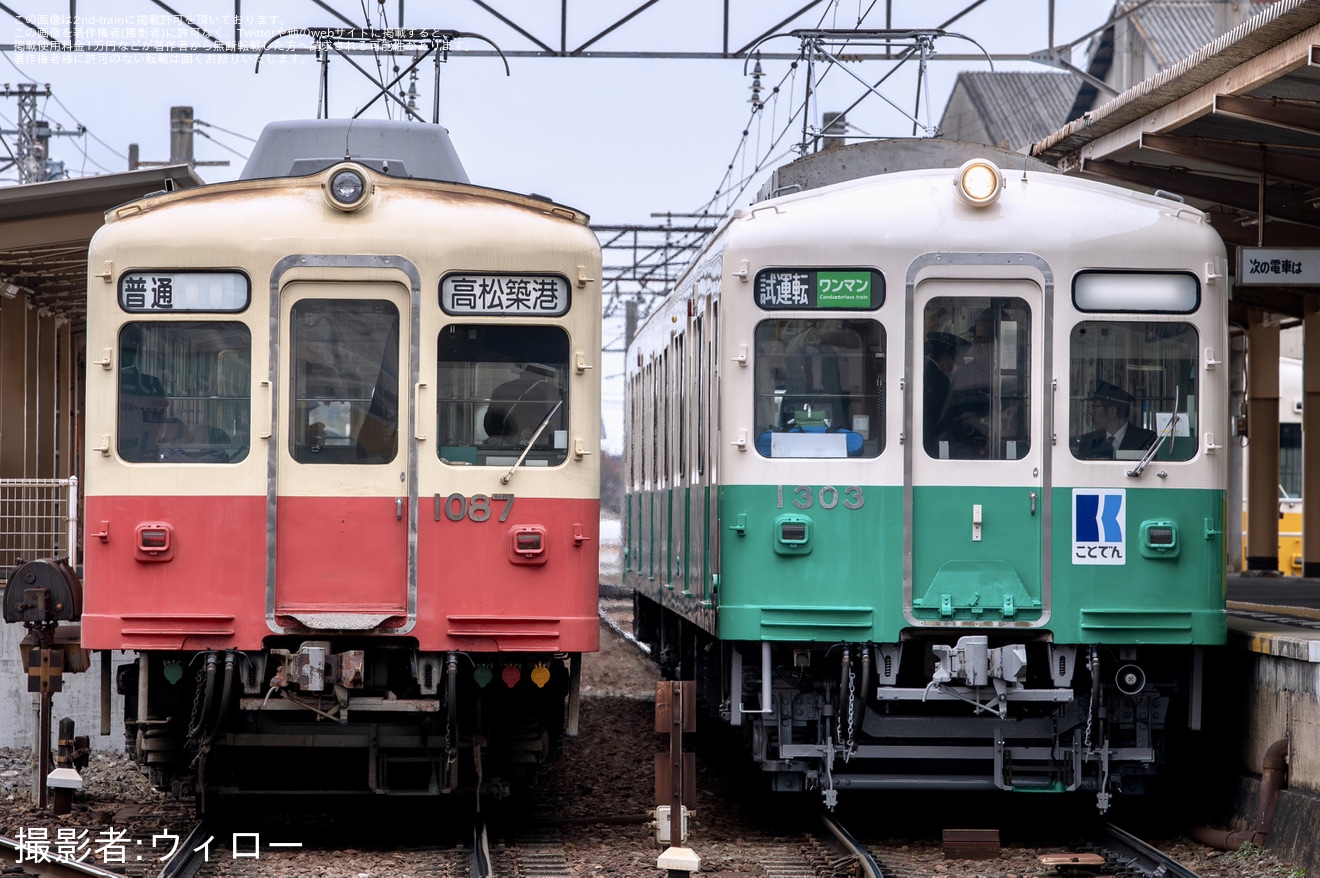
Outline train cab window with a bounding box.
[1069,321,1198,462]
[435,325,569,467]
[289,299,399,465]
[753,319,883,458]
[924,297,1031,461]
[117,321,251,463]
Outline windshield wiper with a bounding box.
[500,399,562,485]
[1127,387,1179,479]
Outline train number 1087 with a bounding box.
[434,493,515,522]
[777,485,864,510]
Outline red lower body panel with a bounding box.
[81,494,600,654]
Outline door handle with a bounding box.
[1030,491,1038,516]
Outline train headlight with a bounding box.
[322,164,373,212]
[954,158,1004,207]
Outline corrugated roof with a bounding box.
[1125,1,1221,70]
[0,165,204,321]
[943,71,1081,150]
[1035,0,1320,161]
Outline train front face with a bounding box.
[81,143,602,798]
[716,160,1228,810]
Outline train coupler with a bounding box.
[269,643,365,693]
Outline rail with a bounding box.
[1101,823,1201,878]
[0,477,78,581]
[155,820,213,878]
[0,833,128,878]
[820,813,885,878]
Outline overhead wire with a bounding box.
[194,118,257,143]
[0,47,130,176]
[193,128,249,161]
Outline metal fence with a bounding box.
[0,477,78,581]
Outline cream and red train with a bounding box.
[80,120,601,799]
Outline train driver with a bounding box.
[923,330,968,457]
[1075,380,1157,459]
[484,364,562,447]
[119,324,167,460]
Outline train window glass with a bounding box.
[435,324,569,467]
[289,299,399,465]
[1069,321,1199,462]
[677,334,686,479]
[1280,422,1302,498]
[695,315,705,477]
[753,319,883,459]
[661,350,669,484]
[711,300,719,482]
[117,321,251,463]
[924,298,1032,461]
[1073,271,1199,313]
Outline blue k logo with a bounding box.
[1073,489,1126,565]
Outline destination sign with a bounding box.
[119,271,250,312]
[754,268,883,310]
[441,273,570,316]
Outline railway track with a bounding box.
[0,833,154,878]
[1094,823,1202,878]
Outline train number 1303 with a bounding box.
[777,485,864,510]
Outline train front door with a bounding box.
[269,279,415,633]
[907,276,1049,628]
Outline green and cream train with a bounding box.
[623,140,1229,812]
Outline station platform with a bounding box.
[1228,573,1320,615]
[1220,574,1320,873]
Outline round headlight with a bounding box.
[322,164,373,211]
[954,158,1004,207]
[331,169,365,204]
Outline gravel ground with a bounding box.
[0,614,1309,878]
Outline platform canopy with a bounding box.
[1032,0,1320,324]
[0,166,204,326]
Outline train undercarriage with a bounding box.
[637,599,1206,813]
[117,640,577,805]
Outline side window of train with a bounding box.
[1069,320,1199,462]
[923,297,1031,461]
[435,324,570,467]
[118,321,251,464]
[753,319,884,459]
[289,300,399,465]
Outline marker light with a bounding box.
[322,164,373,212]
[509,525,549,565]
[773,515,812,556]
[1139,519,1180,558]
[954,158,1005,207]
[134,522,174,562]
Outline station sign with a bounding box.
[1238,248,1320,286]
[119,271,250,312]
[754,267,883,310]
[441,273,570,316]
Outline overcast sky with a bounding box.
[2,0,1118,452]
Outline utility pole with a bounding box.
[1,83,84,183]
[130,106,230,173]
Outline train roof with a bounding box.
[755,138,1057,199]
[240,118,469,184]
